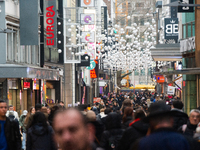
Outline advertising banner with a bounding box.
[164,18,178,43]
[93,97,101,103]
[167,86,176,95]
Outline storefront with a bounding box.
[0,64,59,115]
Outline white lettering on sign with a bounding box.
[180,37,195,52]
[165,24,179,34]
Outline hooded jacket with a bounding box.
[26,124,57,150]
[117,120,149,150]
[100,112,124,150]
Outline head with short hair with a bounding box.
[189,109,200,125]
[104,108,112,115]
[35,103,42,112]
[9,105,13,111]
[86,110,96,122]
[53,108,95,150]
[0,100,7,119]
[172,100,184,109]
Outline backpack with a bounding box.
[108,132,123,150]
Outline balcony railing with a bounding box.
[182,21,195,39]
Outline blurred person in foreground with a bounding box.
[0,100,21,150]
[131,101,199,150]
[53,108,96,150]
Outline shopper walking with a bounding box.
[26,112,57,150]
[19,110,28,150]
[0,100,21,150]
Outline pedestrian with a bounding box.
[48,105,60,126]
[26,112,57,150]
[113,101,120,112]
[59,101,66,110]
[24,106,36,131]
[53,108,96,150]
[0,99,21,150]
[100,112,124,150]
[6,104,19,120]
[171,100,188,131]
[35,103,42,112]
[178,109,200,137]
[86,110,104,147]
[122,106,134,129]
[131,101,197,150]
[118,109,148,150]
[19,110,28,150]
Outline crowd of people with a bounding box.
[1,91,200,150]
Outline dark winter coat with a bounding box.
[171,109,188,131]
[90,120,105,146]
[113,105,120,112]
[100,112,124,150]
[132,128,191,150]
[118,120,149,150]
[100,129,124,150]
[178,121,198,138]
[26,124,57,150]
[121,116,133,129]
[1,117,21,150]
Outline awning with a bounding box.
[130,85,155,89]
[0,64,60,80]
[154,68,200,75]
[150,43,182,61]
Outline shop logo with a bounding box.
[165,20,178,34]
[84,0,91,5]
[84,15,92,23]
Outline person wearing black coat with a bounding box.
[171,109,188,130]
[100,112,124,150]
[26,112,57,150]
[171,100,189,131]
[0,100,21,150]
[121,107,134,129]
[118,110,148,150]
